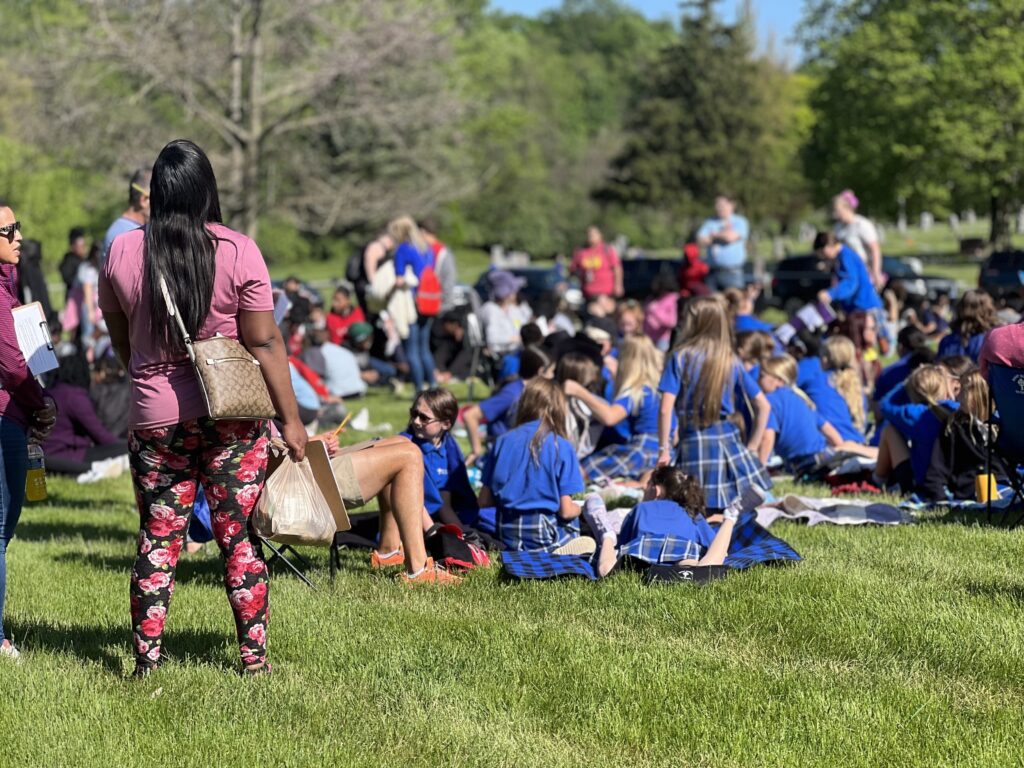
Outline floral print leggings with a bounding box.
[128,418,271,668]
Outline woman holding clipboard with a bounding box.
[0,204,57,661]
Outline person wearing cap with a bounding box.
[102,167,151,265]
[344,321,400,388]
[479,270,532,356]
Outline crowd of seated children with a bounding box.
[478,379,586,553]
[794,335,867,445]
[462,346,554,467]
[874,365,960,495]
[657,296,772,511]
[756,354,876,473]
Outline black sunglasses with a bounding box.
[408,408,440,425]
[0,221,21,244]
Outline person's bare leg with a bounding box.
[376,485,401,554]
[875,425,909,481]
[597,536,618,578]
[350,439,429,573]
[837,441,879,461]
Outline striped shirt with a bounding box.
[0,263,46,427]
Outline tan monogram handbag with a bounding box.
[159,274,276,421]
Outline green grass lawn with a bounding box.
[2,389,1024,766]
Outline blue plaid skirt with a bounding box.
[618,534,704,564]
[581,433,660,482]
[675,421,772,510]
[498,508,580,552]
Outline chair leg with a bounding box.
[329,543,340,581]
[262,539,318,591]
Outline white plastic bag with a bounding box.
[253,443,337,546]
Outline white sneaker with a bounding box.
[0,640,21,661]
[350,408,370,431]
[581,494,629,542]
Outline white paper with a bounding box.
[12,302,58,376]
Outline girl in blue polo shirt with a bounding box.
[566,336,673,484]
[462,346,554,467]
[936,290,999,362]
[813,232,883,315]
[478,378,585,552]
[400,388,479,528]
[756,355,877,473]
[657,296,772,511]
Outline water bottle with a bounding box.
[25,443,47,502]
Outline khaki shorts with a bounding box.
[330,438,380,509]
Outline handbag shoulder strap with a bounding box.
[158,272,197,363]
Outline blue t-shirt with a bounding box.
[393,242,433,292]
[937,331,986,362]
[498,350,521,381]
[102,216,141,266]
[618,500,715,547]
[481,420,585,513]
[825,245,882,313]
[766,387,828,463]
[879,384,959,486]
[796,357,864,443]
[658,350,761,429]
[697,215,749,269]
[289,363,320,411]
[400,431,478,521]
[613,385,668,436]
[735,314,774,334]
[479,378,525,441]
[874,355,913,404]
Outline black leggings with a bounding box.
[46,442,129,475]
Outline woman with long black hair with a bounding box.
[99,139,307,677]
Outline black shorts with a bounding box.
[889,460,916,495]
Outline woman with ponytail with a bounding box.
[99,140,306,677]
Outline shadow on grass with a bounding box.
[963,581,1024,606]
[13,616,233,675]
[924,505,1024,529]
[15,519,134,542]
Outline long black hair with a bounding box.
[144,139,223,352]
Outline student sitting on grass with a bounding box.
[756,354,876,473]
[556,350,602,460]
[936,290,999,362]
[462,346,554,467]
[400,388,479,529]
[478,379,586,552]
[725,285,774,335]
[736,330,775,377]
[567,336,671,485]
[921,370,1008,502]
[588,466,767,577]
[818,335,869,443]
[874,365,958,495]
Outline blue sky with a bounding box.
[490,0,804,60]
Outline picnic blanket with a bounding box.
[755,494,913,528]
[502,512,801,581]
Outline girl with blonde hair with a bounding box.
[757,355,876,472]
[875,364,959,494]
[389,214,436,393]
[564,336,673,484]
[657,296,772,510]
[478,379,586,552]
[821,335,868,435]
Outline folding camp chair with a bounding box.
[985,363,1024,527]
[262,540,319,590]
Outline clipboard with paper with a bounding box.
[12,302,58,376]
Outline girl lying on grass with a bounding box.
[756,354,877,473]
[478,378,587,552]
[586,466,767,577]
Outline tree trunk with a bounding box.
[990,194,1012,248]
[228,0,246,228]
[242,0,264,239]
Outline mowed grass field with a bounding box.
[3,384,1024,767]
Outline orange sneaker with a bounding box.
[398,558,463,586]
[370,547,405,569]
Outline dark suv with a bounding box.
[979,250,1024,308]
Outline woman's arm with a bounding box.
[105,310,132,371]
[821,421,843,448]
[477,485,495,507]
[657,391,676,466]
[436,491,462,527]
[240,309,307,461]
[747,391,770,453]
[696,517,736,566]
[563,380,627,426]
[463,404,485,464]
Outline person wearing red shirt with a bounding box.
[571,226,623,303]
[325,285,365,345]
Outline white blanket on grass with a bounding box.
[756,495,914,528]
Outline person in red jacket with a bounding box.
[679,240,710,298]
[325,285,365,345]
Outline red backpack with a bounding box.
[415,252,443,317]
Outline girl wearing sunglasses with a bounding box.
[0,209,58,661]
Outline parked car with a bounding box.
[769,254,959,315]
[472,266,583,310]
[979,250,1024,309]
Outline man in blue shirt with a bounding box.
[102,168,151,266]
[697,194,749,291]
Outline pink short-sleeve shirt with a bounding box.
[98,223,274,429]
